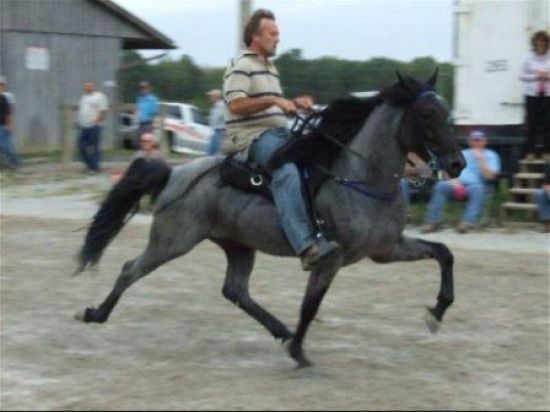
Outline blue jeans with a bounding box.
[425,181,487,225]
[0,126,20,168]
[78,125,102,171]
[207,129,225,155]
[535,189,550,221]
[249,128,315,255]
[401,179,412,208]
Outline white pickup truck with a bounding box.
[119,102,213,155]
[160,102,213,155]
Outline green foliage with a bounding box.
[119,50,454,108]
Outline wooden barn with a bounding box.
[0,0,175,152]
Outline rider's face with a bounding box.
[255,19,279,58]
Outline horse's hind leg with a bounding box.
[76,224,203,324]
[371,236,455,333]
[219,240,293,342]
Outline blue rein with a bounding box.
[333,177,401,202]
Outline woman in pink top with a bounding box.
[520,31,550,157]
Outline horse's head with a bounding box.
[393,70,465,178]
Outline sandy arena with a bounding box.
[1,164,549,410]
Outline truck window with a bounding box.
[165,105,182,120]
[191,108,208,125]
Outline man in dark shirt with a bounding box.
[0,91,19,169]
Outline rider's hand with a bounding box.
[293,95,315,112]
[275,97,298,115]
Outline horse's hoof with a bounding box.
[285,339,314,368]
[424,307,441,334]
[74,307,105,323]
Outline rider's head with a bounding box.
[244,9,279,58]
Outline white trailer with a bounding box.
[453,0,549,128]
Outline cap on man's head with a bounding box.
[206,89,222,98]
[0,75,6,85]
[139,81,150,88]
[469,130,486,141]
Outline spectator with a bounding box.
[110,132,165,184]
[0,76,20,170]
[534,161,550,233]
[422,130,501,234]
[135,81,159,141]
[76,81,108,173]
[132,132,164,161]
[520,30,550,158]
[401,152,433,209]
[206,89,225,155]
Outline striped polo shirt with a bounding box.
[222,50,288,154]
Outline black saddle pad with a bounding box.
[219,155,273,200]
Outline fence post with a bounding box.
[61,104,75,168]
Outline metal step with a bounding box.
[501,201,538,211]
[520,159,546,166]
[513,172,544,180]
[509,188,540,195]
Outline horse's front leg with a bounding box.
[288,250,344,368]
[371,236,454,333]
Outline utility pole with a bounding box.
[238,0,252,53]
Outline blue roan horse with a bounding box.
[74,72,466,368]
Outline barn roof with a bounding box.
[92,0,176,49]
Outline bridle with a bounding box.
[288,89,444,200]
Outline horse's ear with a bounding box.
[427,67,439,87]
[396,70,405,86]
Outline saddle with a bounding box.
[219,155,273,200]
[219,151,322,236]
[218,112,325,201]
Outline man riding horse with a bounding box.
[222,9,340,271]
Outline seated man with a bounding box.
[422,130,501,233]
[401,152,434,210]
[534,161,550,233]
[222,9,339,270]
[110,132,165,184]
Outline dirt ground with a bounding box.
[1,164,549,410]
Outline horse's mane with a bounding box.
[310,75,426,148]
[267,75,427,179]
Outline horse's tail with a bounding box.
[74,157,172,275]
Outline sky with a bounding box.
[113,0,455,68]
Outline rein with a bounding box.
[292,112,401,202]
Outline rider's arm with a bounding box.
[228,96,296,116]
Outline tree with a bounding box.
[119,50,454,109]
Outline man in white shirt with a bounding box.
[77,81,108,173]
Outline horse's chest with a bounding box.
[321,199,404,257]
